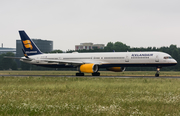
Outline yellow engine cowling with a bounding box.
[106,67,125,72]
[80,64,99,73]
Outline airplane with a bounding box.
[7,30,177,77]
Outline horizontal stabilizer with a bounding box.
[4,56,33,61]
[4,56,22,59]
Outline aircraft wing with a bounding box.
[39,59,105,65]
[44,59,83,64]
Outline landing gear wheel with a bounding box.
[76,73,84,76]
[155,73,159,77]
[92,72,100,76]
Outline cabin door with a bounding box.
[155,55,159,62]
[125,54,129,62]
[36,57,40,63]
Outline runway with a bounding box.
[0,75,180,78]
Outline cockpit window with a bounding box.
[164,56,172,59]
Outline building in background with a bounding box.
[75,43,104,50]
[0,44,16,55]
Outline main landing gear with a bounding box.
[92,72,100,76]
[76,72,100,76]
[76,66,100,76]
[155,68,160,77]
[76,73,84,76]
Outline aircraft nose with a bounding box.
[173,59,177,64]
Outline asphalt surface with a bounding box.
[0,75,180,78]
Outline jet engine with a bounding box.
[106,67,125,72]
[79,64,99,73]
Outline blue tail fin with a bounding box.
[19,31,42,56]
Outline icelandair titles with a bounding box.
[131,54,153,57]
[26,51,37,53]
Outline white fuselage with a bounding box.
[20,51,177,68]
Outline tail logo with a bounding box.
[23,40,33,50]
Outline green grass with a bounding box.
[0,70,180,76]
[0,77,180,115]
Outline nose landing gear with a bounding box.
[155,68,160,77]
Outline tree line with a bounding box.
[1,41,179,71]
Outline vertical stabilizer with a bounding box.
[19,31,42,56]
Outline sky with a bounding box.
[1,0,180,51]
